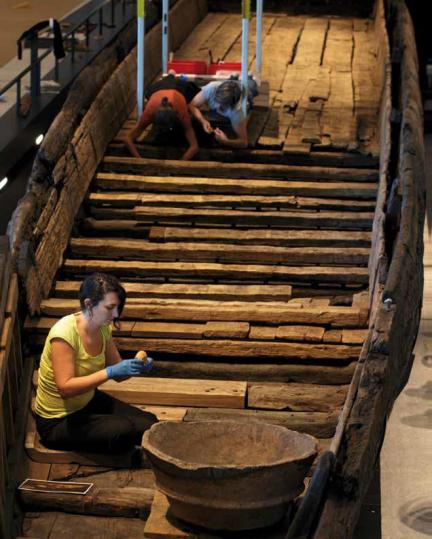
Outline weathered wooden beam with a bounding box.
[69,238,370,266]
[61,259,369,285]
[53,281,294,302]
[149,227,371,247]
[111,337,361,361]
[102,157,379,182]
[88,206,374,230]
[247,382,349,412]
[141,360,357,385]
[19,485,154,518]
[87,192,376,212]
[100,377,247,408]
[106,143,379,168]
[39,298,369,326]
[83,220,372,246]
[94,172,377,198]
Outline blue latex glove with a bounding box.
[142,356,154,373]
[106,359,148,379]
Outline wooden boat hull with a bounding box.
[1,0,425,537]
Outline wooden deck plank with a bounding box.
[101,157,379,182]
[148,227,371,247]
[109,337,362,361]
[139,360,357,385]
[25,316,367,346]
[321,71,356,150]
[61,259,370,285]
[94,173,378,197]
[200,13,242,62]
[87,192,376,211]
[100,377,247,408]
[108,140,379,168]
[83,220,372,246]
[88,206,374,229]
[247,382,349,412]
[322,19,354,72]
[53,281,294,301]
[69,238,370,265]
[39,297,369,327]
[293,18,329,67]
[174,12,228,60]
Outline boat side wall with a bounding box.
[312,1,426,537]
[6,0,208,315]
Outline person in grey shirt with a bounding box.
[189,77,258,149]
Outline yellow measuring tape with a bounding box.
[242,0,251,20]
[137,0,145,18]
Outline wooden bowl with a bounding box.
[142,420,317,531]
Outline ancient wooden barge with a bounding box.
[0,0,425,537]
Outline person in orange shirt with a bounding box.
[124,75,200,160]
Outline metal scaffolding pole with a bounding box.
[241,0,251,116]
[162,0,169,74]
[255,0,263,82]
[137,0,145,117]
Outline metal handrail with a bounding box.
[0,0,130,113]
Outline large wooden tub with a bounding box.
[143,420,317,531]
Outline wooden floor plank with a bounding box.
[322,19,353,72]
[137,359,357,385]
[247,382,349,412]
[87,192,376,212]
[174,12,228,60]
[26,316,367,346]
[69,238,370,265]
[107,143,379,168]
[39,297,369,326]
[53,281,294,301]
[108,337,362,361]
[61,259,369,285]
[148,227,371,247]
[82,219,372,245]
[101,157,379,182]
[200,13,242,62]
[100,377,247,408]
[293,18,329,67]
[94,173,378,197]
[88,206,374,229]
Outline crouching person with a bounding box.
[35,272,157,455]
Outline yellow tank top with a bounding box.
[35,313,112,419]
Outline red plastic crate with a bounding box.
[208,61,242,75]
[167,60,208,75]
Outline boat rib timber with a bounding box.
[3,0,425,538]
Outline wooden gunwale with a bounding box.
[1,0,425,538]
[305,1,425,537]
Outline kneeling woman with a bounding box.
[124,74,200,161]
[189,77,258,149]
[35,273,157,454]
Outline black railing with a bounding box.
[0,0,131,115]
